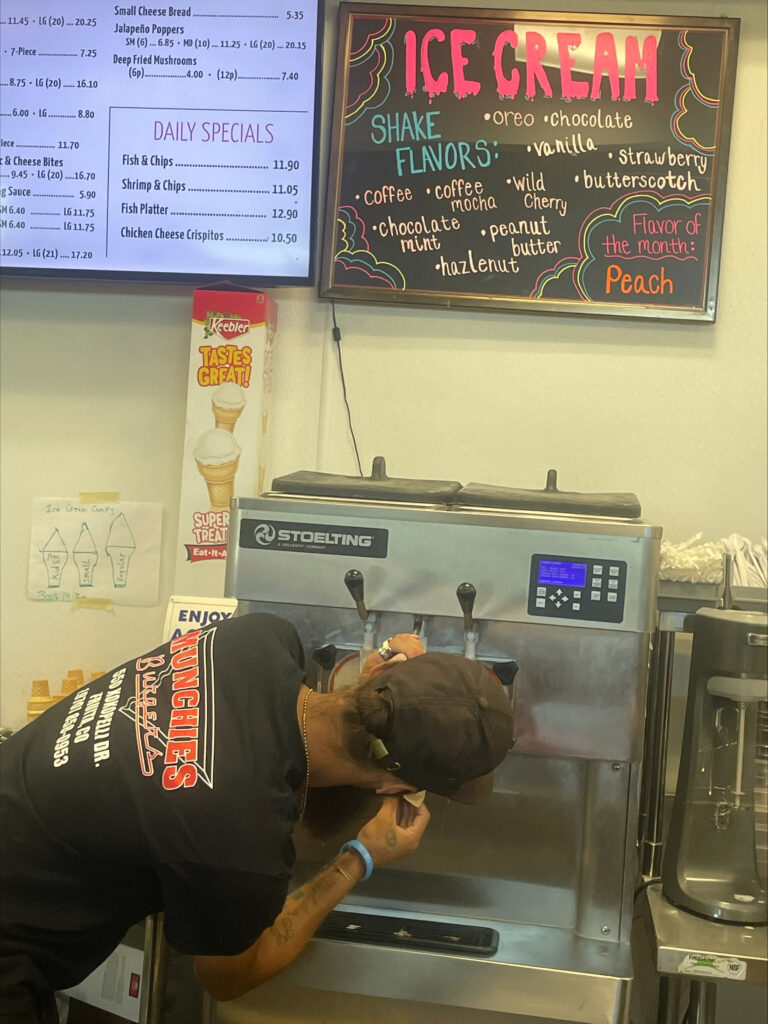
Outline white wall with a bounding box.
[1,0,766,730]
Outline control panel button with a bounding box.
[591,590,601,601]
[609,565,620,577]
[573,590,582,599]
[549,593,557,603]
[608,579,619,590]
[537,586,547,597]
[591,578,602,588]
[554,600,562,608]
[536,597,546,608]
[607,592,618,603]
[561,593,569,603]
[593,565,603,575]
[573,602,581,611]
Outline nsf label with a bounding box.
[239,519,389,558]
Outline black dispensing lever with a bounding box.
[344,569,369,621]
[412,615,424,637]
[312,644,338,694]
[491,661,519,688]
[456,582,476,633]
[313,644,338,672]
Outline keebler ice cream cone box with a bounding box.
[174,288,276,596]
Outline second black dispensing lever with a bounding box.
[344,569,369,621]
[457,582,476,632]
[456,582,478,659]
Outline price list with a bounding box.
[0,1,321,281]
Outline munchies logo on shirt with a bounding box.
[119,628,215,791]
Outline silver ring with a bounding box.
[378,639,395,661]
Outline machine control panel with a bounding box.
[527,554,627,623]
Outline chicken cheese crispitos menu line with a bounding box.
[0,1,321,283]
[320,4,739,322]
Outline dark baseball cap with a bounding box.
[370,652,514,799]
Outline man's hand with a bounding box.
[356,794,430,869]
[360,632,425,683]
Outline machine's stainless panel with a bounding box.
[233,601,650,763]
[226,497,660,634]
[293,753,583,930]
[215,918,633,1024]
[576,761,631,942]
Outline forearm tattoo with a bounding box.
[269,868,337,947]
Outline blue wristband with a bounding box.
[340,839,374,881]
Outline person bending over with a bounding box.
[1,612,514,1022]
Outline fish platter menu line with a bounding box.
[0,1,320,281]
[320,4,739,322]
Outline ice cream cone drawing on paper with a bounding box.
[194,428,241,510]
[105,512,136,588]
[212,382,247,432]
[73,523,98,586]
[41,529,68,587]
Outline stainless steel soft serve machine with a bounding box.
[221,460,661,1024]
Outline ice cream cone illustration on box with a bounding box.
[212,382,247,432]
[106,512,136,588]
[41,529,68,587]
[194,428,242,510]
[73,522,98,586]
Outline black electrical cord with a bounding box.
[330,301,364,477]
[634,876,662,900]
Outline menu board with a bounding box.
[0,0,322,285]
[320,5,739,321]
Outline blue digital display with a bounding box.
[538,560,588,587]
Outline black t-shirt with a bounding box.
[0,612,307,999]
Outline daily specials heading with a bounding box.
[0,1,320,283]
[320,5,739,321]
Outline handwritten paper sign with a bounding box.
[320,5,739,321]
[28,498,162,606]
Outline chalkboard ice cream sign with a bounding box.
[320,5,739,321]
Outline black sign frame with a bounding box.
[320,4,739,322]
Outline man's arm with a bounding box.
[194,795,430,1001]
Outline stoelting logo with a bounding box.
[239,518,388,558]
[203,311,251,340]
[252,523,277,546]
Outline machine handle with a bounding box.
[344,569,369,621]
[412,615,424,636]
[491,660,519,690]
[312,644,338,671]
[456,582,476,633]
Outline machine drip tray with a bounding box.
[316,910,500,956]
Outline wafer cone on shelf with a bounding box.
[27,680,59,722]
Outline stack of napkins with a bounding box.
[659,533,767,586]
